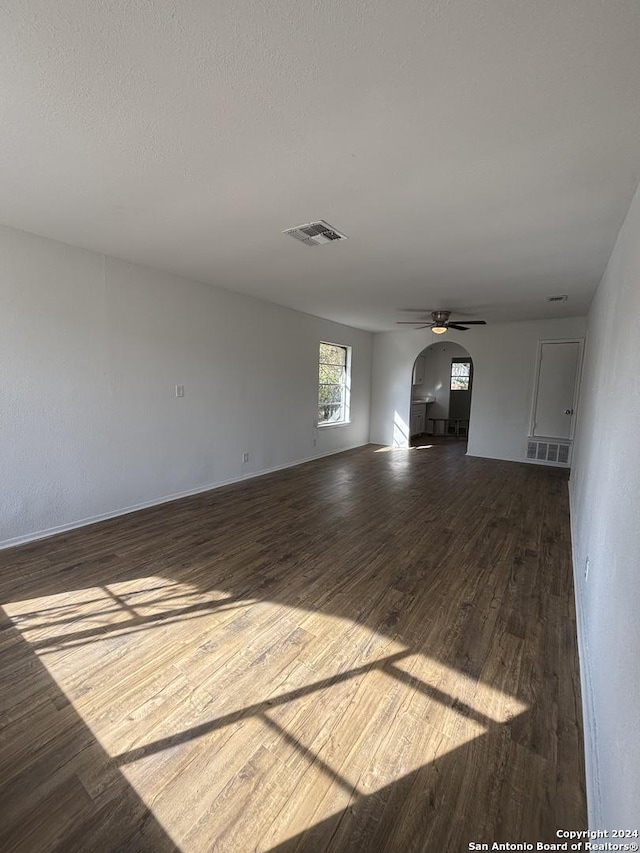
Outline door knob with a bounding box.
[564,409,574,415]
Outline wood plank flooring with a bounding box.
[0,440,586,852]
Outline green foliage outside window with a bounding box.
[319,342,349,424]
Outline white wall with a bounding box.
[0,225,372,548]
[370,316,586,458]
[570,182,640,828]
[412,341,470,419]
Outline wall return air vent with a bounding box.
[283,220,348,246]
[526,440,571,465]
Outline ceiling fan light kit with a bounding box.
[396,310,487,334]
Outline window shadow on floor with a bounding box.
[262,723,563,853]
[0,610,178,852]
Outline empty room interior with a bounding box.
[1,2,640,851]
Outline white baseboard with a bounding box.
[465,450,570,468]
[568,480,601,829]
[0,442,368,551]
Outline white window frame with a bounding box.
[318,342,352,427]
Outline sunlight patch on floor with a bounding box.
[5,578,529,850]
[374,444,435,452]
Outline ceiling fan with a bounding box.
[397,310,487,335]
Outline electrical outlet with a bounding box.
[175,385,184,398]
[242,452,249,463]
[313,438,317,447]
[584,557,590,581]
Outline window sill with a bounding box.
[317,420,351,429]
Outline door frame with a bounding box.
[528,338,585,440]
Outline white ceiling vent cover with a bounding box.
[283,220,348,246]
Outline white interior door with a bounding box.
[532,341,581,439]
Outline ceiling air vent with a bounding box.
[547,295,568,303]
[283,220,348,246]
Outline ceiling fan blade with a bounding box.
[396,321,434,326]
[448,323,470,331]
[454,319,486,325]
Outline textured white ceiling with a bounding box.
[1,0,640,330]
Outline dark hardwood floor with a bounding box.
[0,440,586,852]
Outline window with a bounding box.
[318,342,351,426]
[450,358,472,391]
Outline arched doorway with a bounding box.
[410,341,474,447]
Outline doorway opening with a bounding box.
[409,341,474,448]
